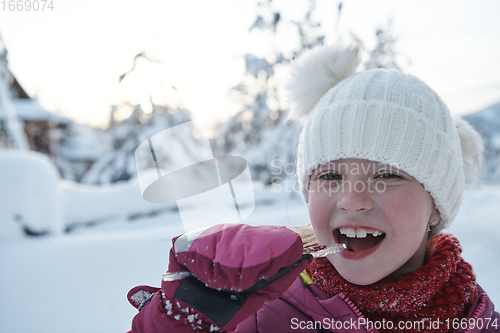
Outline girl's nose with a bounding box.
[336,182,374,213]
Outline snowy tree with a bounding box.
[81,53,194,184]
[364,19,405,70]
[215,0,326,187]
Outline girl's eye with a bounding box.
[318,172,342,180]
[376,172,402,179]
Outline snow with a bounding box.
[0,173,499,332]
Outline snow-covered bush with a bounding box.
[0,151,61,238]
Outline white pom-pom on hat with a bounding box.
[285,41,363,125]
[454,117,484,188]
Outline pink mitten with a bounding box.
[128,224,311,332]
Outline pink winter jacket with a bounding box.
[128,274,500,333]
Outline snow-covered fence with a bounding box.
[0,151,172,238]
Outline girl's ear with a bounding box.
[454,117,484,188]
[429,206,441,227]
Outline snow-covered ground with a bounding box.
[1,185,499,333]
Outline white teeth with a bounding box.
[356,229,367,238]
[339,227,384,238]
[339,227,356,238]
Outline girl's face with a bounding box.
[308,158,440,285]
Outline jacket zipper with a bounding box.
[338,293,374,333]
[462,294,487,333]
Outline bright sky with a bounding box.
[1,0,499,129]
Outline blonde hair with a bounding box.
[290,224,318,248]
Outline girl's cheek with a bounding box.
[308,194,320,218]
[309,193,333,228]
[382,188,429,233]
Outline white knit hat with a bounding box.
[287,42,484,234]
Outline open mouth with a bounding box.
[334,227,386,252]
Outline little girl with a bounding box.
[127,42,499,332]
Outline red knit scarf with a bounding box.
[306,234,477,333]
